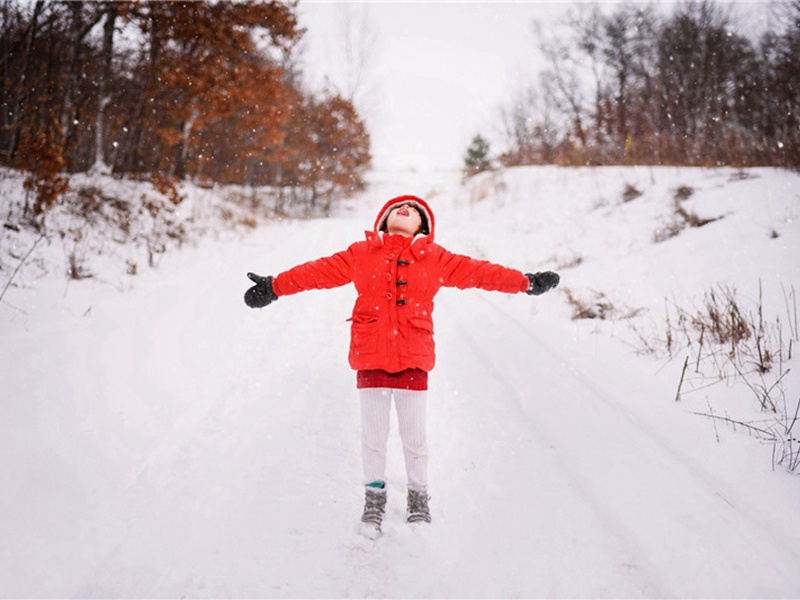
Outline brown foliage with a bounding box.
[151,173,185,206]
[18,131,70,218]
[278,92,372,197]
[0,0,369,211]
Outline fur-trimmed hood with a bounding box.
[373,195,435,241]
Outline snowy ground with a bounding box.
[1,165,800,597]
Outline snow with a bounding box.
[2,165,800,597]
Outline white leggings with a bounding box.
[359,387,428,491]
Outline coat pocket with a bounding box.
[348,314,379,356]
[406,316,434,356]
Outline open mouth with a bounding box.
[397,207,410,216]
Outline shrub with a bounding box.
[653,194,722,243]
[563,288,644,321]
[19,133,69,221]
[151,173,185,205]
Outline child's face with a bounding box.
[386,204,423,237]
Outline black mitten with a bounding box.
[525,271,560,296]
[244,272,278,308]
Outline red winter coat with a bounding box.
[271,196,529,373]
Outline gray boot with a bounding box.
[406,489,431,524]
[361,488,387,529]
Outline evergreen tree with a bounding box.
[463,134,492,177]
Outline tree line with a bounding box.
[498,1,799,169]
[1,0,371,216]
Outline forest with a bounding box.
[3,0,799,224]
[0,0,371,217]
[497,1,800,169]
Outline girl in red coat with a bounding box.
[244,195,559,533]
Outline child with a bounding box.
[244,195,559,532]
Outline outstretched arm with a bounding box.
[244,247,355,309]
[438,250,559,295]
[438,251,525,293]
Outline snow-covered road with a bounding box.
[435,291,800,597]
[2,168,800,597]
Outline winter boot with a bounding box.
[361,487,387,532]
[406,489,431,524]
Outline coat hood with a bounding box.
[373,195,435,241]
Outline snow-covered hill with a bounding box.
[1,165,799,597]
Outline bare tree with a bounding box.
[601,4,658,160]
[533,18,588,148]
[498,79,559,166]
[501,0,798,168]
[337,4,380,106]
[657,1,749,163]
[566,6,608,144]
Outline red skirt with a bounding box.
[356,368,428,391]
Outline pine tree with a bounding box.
[463,134,492,178]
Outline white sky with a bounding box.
[297,1,772,172]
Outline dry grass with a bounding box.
[653,184,722,243]
[635,282,799,472]
[562,287,645,321]
[622,183,643,203]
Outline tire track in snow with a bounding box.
[477,292,800,559]
[439,294,672,598]
[441,291,800,597]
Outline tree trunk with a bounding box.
[5,0,44,163]
[91,1,117,174]
[60,3,102,156]
[172,108,197,179]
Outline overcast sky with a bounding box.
[297,1,771,172]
